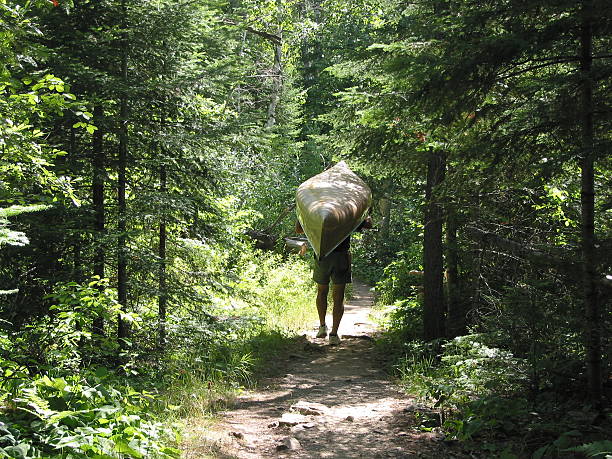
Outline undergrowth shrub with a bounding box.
[24,278,131,371]
[155,251,317,417]
[390,334,529,442]
[0,370,179,458]
[374,253,421,306]
[236,252,316,332]
[1,244,320,456]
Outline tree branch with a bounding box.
[465,226,611,290]
[221,19,281,45]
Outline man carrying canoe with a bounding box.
[294,162,373,345]
[295,217,371,344]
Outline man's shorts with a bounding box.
[313,251,352,285]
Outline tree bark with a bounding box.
[379,195,391,240]
[117,0,129,343]
[265,41,283,128]
[265,0,284,128]
[423,149,446,341]
[92,104,105,335]
[445,207,464,337]
[579,0,601,406]
[158,162,167,349]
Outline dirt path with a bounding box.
[184,282,464,458]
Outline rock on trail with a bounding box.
[182,282,467,458]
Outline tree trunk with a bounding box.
[92,104,105,335]
[265,41,283,128]
[423,149,446,341]
[579,0,601,406]
[158,162,167,349]
[117,0,129,343]
[265,0,284,128]
[377,191,392,259]
[379,195,391,240]
[445,207,464,337]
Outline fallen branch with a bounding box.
[465,226,611,290]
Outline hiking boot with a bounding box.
[328,334,341,345]
[316,325,328,338]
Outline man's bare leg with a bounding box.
[316,283,329,327]
[330,283,346,336]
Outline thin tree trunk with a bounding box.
[265,0,284,128]
[446,207,464,337]
[265,41,283,128]
[158,161,167,348]
[92,104,105,335]
[423,149,446,341]
[579,0,601,406]
[117,0,129,343]
[379,196,391,241]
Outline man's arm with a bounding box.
[294,221,307,255]
[361,216,373,229]
[356,216,373,232]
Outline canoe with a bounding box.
[296,161,372,258]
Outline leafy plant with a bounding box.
[563,440,612,458]
[1,372,180,458]
[18,278,136,371]
[392,335,529,441]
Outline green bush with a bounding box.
[1,246,321,456]
[155,251,317,417]
[392,335,529,441]
[0,372,179,458]
[374,253,422,306]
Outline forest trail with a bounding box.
[183,282,464,458]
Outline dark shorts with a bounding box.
[313,251,352,285]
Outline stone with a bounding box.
[279,413,308,426]
[402,403,425,413]
[290,400,328,415]
[276,437,301,451]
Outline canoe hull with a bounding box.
[296,161,372,258]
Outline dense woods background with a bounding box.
[1,0,610,457]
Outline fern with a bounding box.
[15,387,53,419]
[564,440,612,458]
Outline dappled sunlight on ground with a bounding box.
[182,282,474,458]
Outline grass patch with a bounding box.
[161,253,318,452]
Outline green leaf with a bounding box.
[160,446,182,457]
[1,443,31,459]
[532,445,549,459]
[563,440,612,458]
[94,367,109,378]
[53,435,82,449]
[113,438,144,458]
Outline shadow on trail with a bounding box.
[184,282,471,458]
